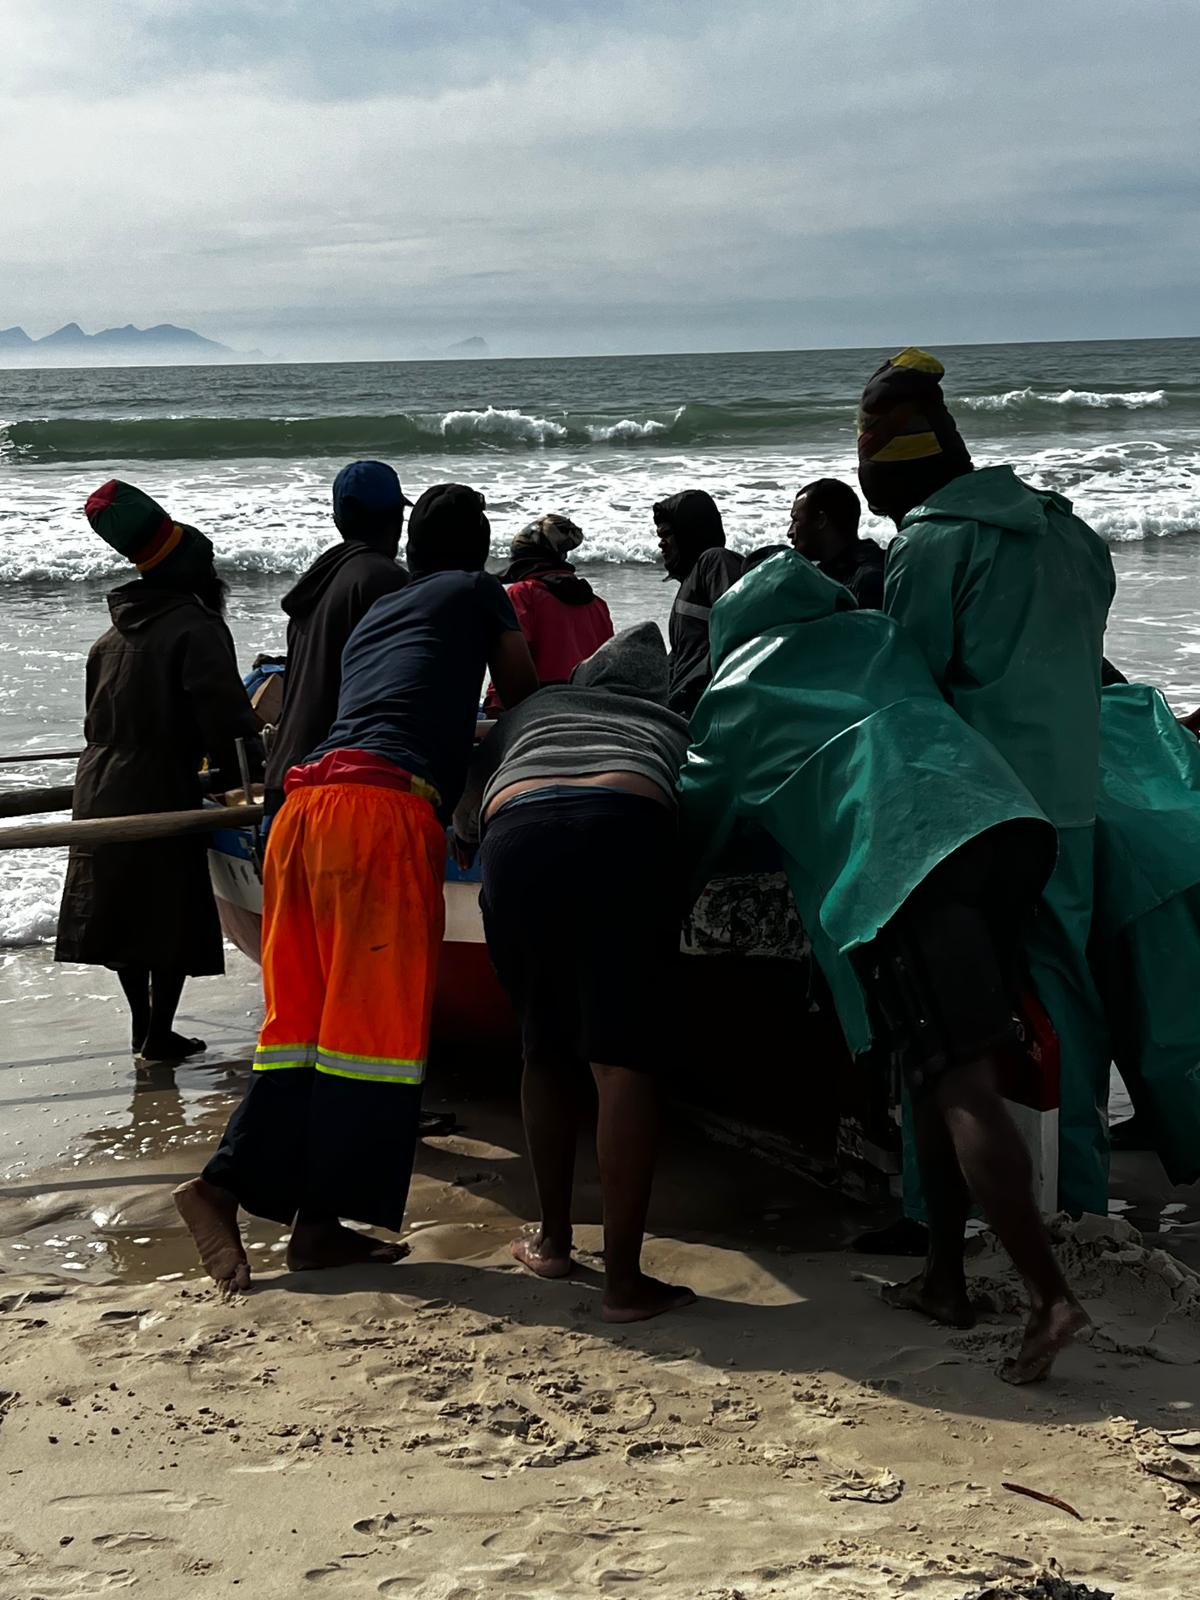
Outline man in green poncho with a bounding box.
[864,349,1116,1218]
[679,550,1087,1382]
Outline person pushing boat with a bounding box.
[263,460,411,819]
[679,549,1087,1381]
[456,622,695,1323]
[175,484,538,1294]
[869,347,1116,1219]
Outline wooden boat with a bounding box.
[207,821,514,1043]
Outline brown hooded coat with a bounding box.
[55,581,259,973]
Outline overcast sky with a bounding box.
[3,0,1198,360]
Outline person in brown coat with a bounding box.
[55,481,261,1061]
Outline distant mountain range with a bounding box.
[413,336,491,360]
[0,322,236,367]
[0,325,494,366]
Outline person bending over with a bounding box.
[787,477,885,609]
[175,484,538,1294]
[456,623,695,1324]
[866,347,1115,1218]
[679,549,1087,1382]
[56,481,261,1062]
[655,489,743,716]
[264,459,411,818]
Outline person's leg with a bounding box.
[139,968,206,1062]
[175,793,322,1293]
[934,1058,1088,1382]
[578,795,693,1322]
[116,966,151,1053]
[479,800,585,1280]
[1025,827,1110,1216]
[592,1062,695,1323]
[288,786,446,1267]
[883,1091,975,1326]
[875,849,1086,1378]
[510,1049,581,1277]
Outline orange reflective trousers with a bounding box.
[254,784,447,1083]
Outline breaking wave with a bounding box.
[962,387,1168,412]
[0,404,709,461]
[0,398,882,462]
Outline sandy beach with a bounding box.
[1,956,1199,1599]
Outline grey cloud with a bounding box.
[1,0,1198,357]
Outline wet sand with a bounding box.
[3,961,1200,1596]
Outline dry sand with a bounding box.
[1,967,1199,1597]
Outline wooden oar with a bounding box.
[0,786,75,820]
[0,804,263,851]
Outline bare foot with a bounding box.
[602,1275,696,1324]
[173,1177,249,1297]
[882,1272,985,1329]
[1001,1296,1090,1384]
[139,1033,206,1063]
[510,1232,574,1280]
[286,1220,409,1273]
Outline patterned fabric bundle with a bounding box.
[857,348,973,516]
[85,479,213,575]
[510,513,584,560]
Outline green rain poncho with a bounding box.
[884,464,1116,1217]
[1092,683,1200,1185]
[678,551,1054,1052]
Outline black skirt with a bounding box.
[55,836,225,975]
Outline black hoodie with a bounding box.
[265,541,408,809]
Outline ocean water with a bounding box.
[2,338,1200,947]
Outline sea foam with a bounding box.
[962,387,1167,412]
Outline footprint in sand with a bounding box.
[10,1568,136,1596]
[51,1490,221,1514]
[304,1563,384,1589]
[91,1533,172,1551]
[353,1514,432,1545]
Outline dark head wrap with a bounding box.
[405,483,490,576]
[856,348,972,521]
[653,488,725,579]
[84,479,214,578]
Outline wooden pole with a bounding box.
[0,804,264,852]
[0,750,81,766]
[0,786,75,820]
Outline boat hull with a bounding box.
[208,825,516,1043]
[208,828,1060,1209]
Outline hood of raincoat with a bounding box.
[709,549,855,665]
[106,580,210,634]
[571,621,669,705]
[900,464,1072,538]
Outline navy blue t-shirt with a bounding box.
[311,570,519,812]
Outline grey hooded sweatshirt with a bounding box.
[453,622,689,844]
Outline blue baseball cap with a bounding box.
[332,460,412,523]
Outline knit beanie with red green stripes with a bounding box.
[84,480,213,576]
